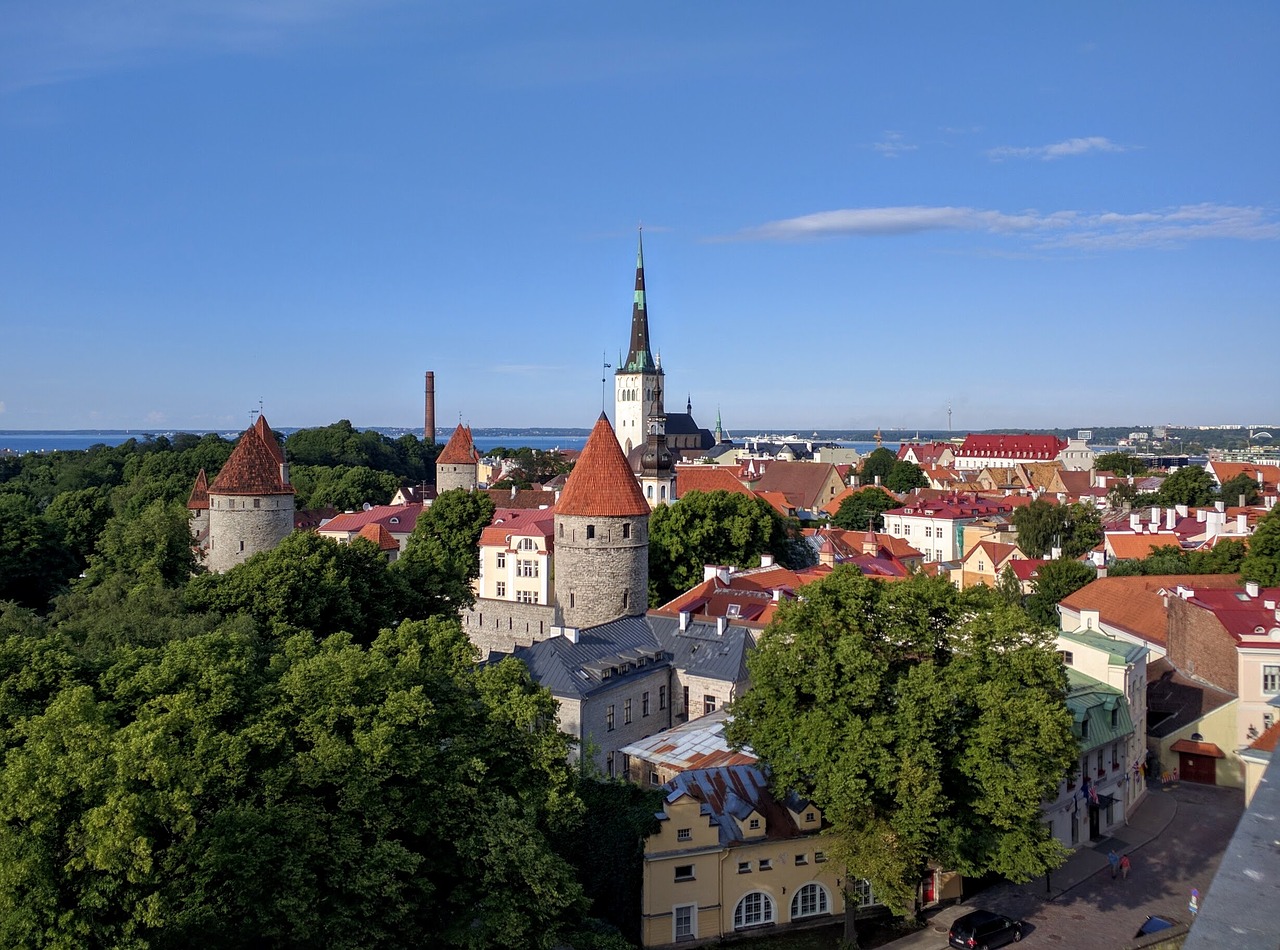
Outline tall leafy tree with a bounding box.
[1024,558,1096,626]
[1242,506,1280,586]
[1012,499,1102,559]
[727,572,1074,947]
[832,486,899,531]
[1094,452,1147,476]
[1158,465,1215,507]
[647,490,801,606]
[859,447,898,486]
[82,498,198,589]
[1218,472,1262,507]
[0,493,77,609]
[394,489,496,619]
[885,460,928,493]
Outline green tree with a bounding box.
[186,531,403,644]
[0,494,77,609]
[996,563,1023,606]
[648,491,797,606]
[82,498,198,589]
[44,486,113,568]
[1158,465,1215,507]
[394,489,496,619]
[1012,500,1102,559]
[832,487,899,532]
[1242,506,1280,586]
[294,464,400,510]
[727,572,1074,946]
[885,460,928,493]
[859,447,898,487]
[1024,558,1096,627]
[1094,452,1148,476]
[1218,473,1262,507]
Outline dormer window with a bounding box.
[748,818,760,830]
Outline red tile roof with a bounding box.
[208,415,294,496]
[319,504,423,535]
[674,465,753,499]
[555,414,650,517]
[1105,532,1183,559]
[480,506,556,547]
[1250,721,1280,754]
[1058,574,1242,647]
[955,434,1067,460]
[437,424,480,465]
[1169,738,1226,758]
[1182,584,1280,644]
[187,469,209,510]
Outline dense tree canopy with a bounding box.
[1024,558,1096,626]
[1218,472,1262,508]
[1107,540,1247,578]
[1241,506,1280,586]
[0,617,595,949]
[859,447,898,487]
[832,486,899,532]
[1011,499,1102,559]
[1094,452,1148,477]
[284,421,438,482]
[727,572,1075,946]
[488,447,575,489]
[885,460,928,493]
[394,489,496,619]
[1157,465,1216,507]
[648,490,809,606]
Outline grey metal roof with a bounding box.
[511,615,668,699]
[648,614,756,685]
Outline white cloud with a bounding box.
[987,136,1131,161]
[871,131,918,158]
[730,203,1280,250]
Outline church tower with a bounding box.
[637,414,674,507]
[555,413,650,629]
[613,230,664,456]
[205,415,295,573]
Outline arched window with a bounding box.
[790,883,830,919]
[733,891,775,929]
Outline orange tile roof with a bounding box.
[1250,721,1280,754]
[187,469,209,510]
[1169,738,1225,758]
[754,490,794,516]
[1106,532,1183,559]
[1059,574,1241,647]
[357,522,401,551]
[437,424,480,465]
[555,414,650,517]
[209,415,294,496]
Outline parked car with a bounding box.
[948,909,1024,948]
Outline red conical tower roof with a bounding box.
[187,469,210,510]
[209,414,294,496]
[557,414,650,517]
[437,423,480,464]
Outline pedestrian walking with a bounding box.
[1120,854,1131,880]
[1108,849,1120,879]
[1189,888,1200,917]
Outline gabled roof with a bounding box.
[1105,532,1184,559]
[661,766,813,847]
[1180,584,1280,644]
[480,506,556,547]
[1008,558,1048,582]
[187,469,209,510]
[317,503,422,535]
[484,487,557,510]
[437,424,480,465]
[1207,460,1280,492]
[1059,574,1242,648]
[356,522,400,551]
[674,465,754,499]
[555,414,649,517]
[208,415,294,496]
[511,615,667,698]
[620,709,757,773]
[963,539,1022,568]
[955,433,1067,460]
[751,460,841,511]
[648,614,757,684]
[885,493,1015,520]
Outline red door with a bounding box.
[1179,752,1216,785]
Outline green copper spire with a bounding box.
[621,228,658,374]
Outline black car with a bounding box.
[948,909,1023,948]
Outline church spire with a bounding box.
[623,228,658,373]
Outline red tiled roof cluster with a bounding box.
[480,506,556,547]
[437,424,480,465]
[187,469,209,510]
[898,442,954,465]
[319,503,423,535]
[955,434,1067,460]
[209,415,294,496]
[357,523,401,551]
[886,493,1015,520]
[1182,584,1280,644]
[556,414,650,517]
[674,464,754,499]
[1058,574,1242,647]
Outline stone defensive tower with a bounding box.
[187,468,210,550]
[555,413,650,629]
[435,423,479,492]
[614,230,664,456]
[205,415,295,573]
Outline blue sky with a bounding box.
[2,1,1277,433]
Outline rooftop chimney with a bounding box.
[1246,580,1260,598]
[678,611,690,632]
[760,553,774,568]
[716,616,728,636]
[1165,509,1176,530]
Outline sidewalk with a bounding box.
[879,786,1181,949]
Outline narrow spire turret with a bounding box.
[623,229,657,373]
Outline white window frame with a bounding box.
[732,891,775,929]
[1263,664,1280,695]
[673,903,696,941]
[791,882,830,919]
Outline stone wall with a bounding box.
[462,599,559,658]
[206,493,294,573]
[436,463,477,493]
[554,512,648,629]
[578,665,674,777]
